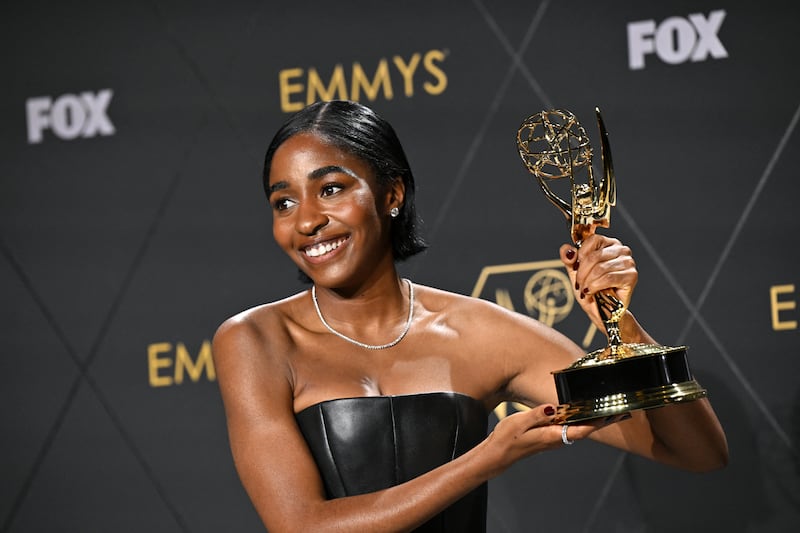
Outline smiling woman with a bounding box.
[211,100,728,532]
[266,131,400,289]
[263,100,427,262]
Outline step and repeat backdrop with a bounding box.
[2,0,798,531]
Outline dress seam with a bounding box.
[319,405,347,496]
[389,396,400,486]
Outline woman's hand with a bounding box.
[482,404,629,477]
[559,234,637,333]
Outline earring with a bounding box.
[390,207,399,218]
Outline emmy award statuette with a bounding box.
[516,108,707,422]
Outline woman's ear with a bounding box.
[387,176,406,214]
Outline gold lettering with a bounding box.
[174,341,217,384]
[279,68,305,113]
[279,50,448,112]
[148,342,173,387]
[770,284,797,331]
[422,49,448,95]
[306,64,348,104]
[392,54,421,97]
[351,59,393,102]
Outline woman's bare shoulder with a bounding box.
[415,283,540,327]
[414,282,579,358]
[212,291,309,364]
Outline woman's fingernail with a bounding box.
[572,260,580,271]
[565,249,576,260]
[544,406,555,416]
[582,287,589,294]
[575,281,580,290]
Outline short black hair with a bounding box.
[263,100,427,261]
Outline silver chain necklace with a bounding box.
[311,278,414,350]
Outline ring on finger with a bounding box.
[561,424,574,446]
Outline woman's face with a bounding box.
[267,132,398,288]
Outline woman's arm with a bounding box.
[500,234,728,471]
[579,310,728,471]
[212,313,569,533]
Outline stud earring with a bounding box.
[390,207,399,218]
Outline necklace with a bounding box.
[311,278,414,350]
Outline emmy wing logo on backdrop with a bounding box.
[25,89,115,144]
[627,9,728,70]
[471,260,578,330]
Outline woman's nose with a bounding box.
[295,201,328,236]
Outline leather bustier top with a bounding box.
[295,392,488,532]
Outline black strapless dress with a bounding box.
[295,392,488,532]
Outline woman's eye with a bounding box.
[273,198,296,211]
[321,184,343,197]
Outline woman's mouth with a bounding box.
[303,236,349,258]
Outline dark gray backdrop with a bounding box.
[2,1,798,531]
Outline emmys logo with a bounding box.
[278,49,448,113]
[147,340,216,387]
[25,89,115,144]
[627,10,728,70]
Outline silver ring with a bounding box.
[561,424,574,446]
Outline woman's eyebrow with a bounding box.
[267,181,288,198]
[308,165,359,180]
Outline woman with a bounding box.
[212,100,727,532]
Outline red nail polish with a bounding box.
[583,287,589,294]
[572,260,580,271]
[565,249,575,260]
[544,406,555,416]
[575,281,580,291]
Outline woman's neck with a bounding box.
[310,271,412,346]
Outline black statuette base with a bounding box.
[552,343,707,422]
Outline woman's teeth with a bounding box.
[305,238,346,257]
